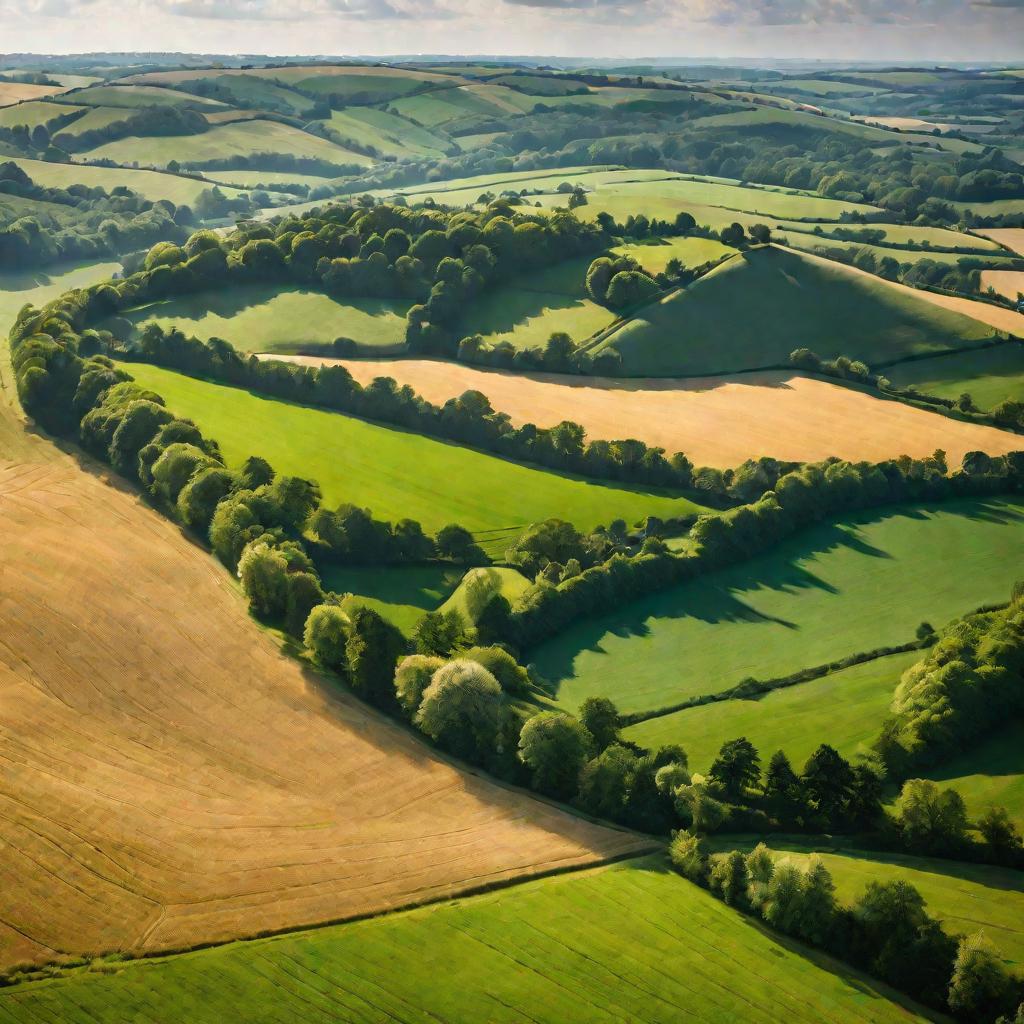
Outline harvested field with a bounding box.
[981,269,1024,301]
[0,82,63,106]
[0,274,650,967]
[975,228,1024,256]
[0,858,934,1024]
[271,356,1024,468]
[0,446,649,968]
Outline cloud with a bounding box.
[156,0,436,18]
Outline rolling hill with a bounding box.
[587,245,998,376]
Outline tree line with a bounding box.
[674,836,1023,1023]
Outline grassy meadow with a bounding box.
[460,257,615,349]
[323,108,451,159]
[924,723,1024,831]
[122,362,708,537]
[104,285,411,353]
[611,235,736,274]
[81,119,371,169]
[324,564,463,634]
[531,497,1024,717]
[0,858,934,1024]
[886,342,1024,408]
[713,840,1024,972]
[440,566,534,620]
[626,649,922,770]
[589,247,995,376]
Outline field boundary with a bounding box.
[0,846,660,990]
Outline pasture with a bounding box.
[531,498,1024,717]
[0,100,84,129]
[5,156,248,205]
[886,341,1024,408]
[440,566,535,620]
[0,858,933,1024]
[120,362,709,536]
[625,649,922,769]
[926,723,1024,830]
[713,841,1024,972]
[105,285,411,353]
[611,235,736,273]
[323,107,451,159]
[324,564,463,634]
[80,119,371,169]
[589,247,995,376]
[286,356,1024,469]
[459,257,615,349]
[70,84,227,108]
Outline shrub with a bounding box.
[669,829,708,883]
[518,712,593,801]
[415,660,505,761]
[303,604,350,673]
[394,654,445,716]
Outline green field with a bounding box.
[120,362,708,536]
[0,99,84,129]
[104,285,411,353]
[589,247,995,376]
[71,84,227,109]
[440,566,534,620]
[81,119,371,170]
[886,341,1024,408]
[0,858,932,1024]
[461,257,616,349]
[205,170,340,189]
[775,232,1020,269]
[7,157,248,205]
[713,840,1024,972]
[925,723,1024,830]
[324,564,463,634]
[611,235,736,274]
[51,105,131,139]
[626,649,922,769]
[532,498,1024,717]
[323,108,452,159]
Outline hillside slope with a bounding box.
[0,276,650,970]
[589,245,997,376]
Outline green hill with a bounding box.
[588,246,995,376]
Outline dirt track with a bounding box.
[269,355,1023,469]
[0,324,649,969]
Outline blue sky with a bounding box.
[1,0,1022,61]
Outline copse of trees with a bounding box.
[673,838,1023,1022]
[876,585,1024,777]
[0,162,197,268]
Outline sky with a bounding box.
[1,0,1023,62]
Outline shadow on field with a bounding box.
[626,855,947,1022]
[530,499,1021,694]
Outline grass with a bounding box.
[440,566,534,620]
[712,839,1024,972]
[0,857,934,1024]
[120,362,708,537]
[886,341,1024,408]
[51,106,131,138]
[323,564,463,634]
[80,119,371,170]
[531,497,1024,717]
[70,84,227,109]
[924,723,1024,831]
[611,235,736,274]
[589,246,996,376]
[323,108,451,159]
[0,100,84,129]
[103,284,411,353]
[5,156,248,205]
[461,257,615,349]
[626,649,922,770]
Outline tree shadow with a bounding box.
[532,498,1024,693]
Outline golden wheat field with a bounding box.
[270,355,1023,468]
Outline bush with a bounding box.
[394,654,445,716]
[415,660,505,761]
[668,829,708,883]
[303,605,350,673]
[518,712,593,801]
